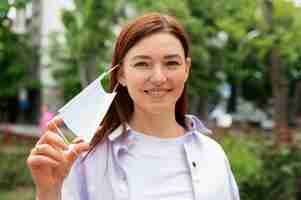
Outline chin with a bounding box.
[142,104,175,115]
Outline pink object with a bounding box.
[39,105,54,131]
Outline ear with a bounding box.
[184,57,191,82]
[117,66,126,87]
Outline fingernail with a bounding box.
[72,137,84,144]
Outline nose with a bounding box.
[149,65,167,85]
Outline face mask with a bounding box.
[54,65,119,144]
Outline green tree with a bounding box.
[0,0,35,98]
[191,0,301,142]
[207,0,301,142]
[50,0,122,101]
[253,0,301,143]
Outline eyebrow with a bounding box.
[132,54,182,60]
[132,55,151,60]
[163,54,182,59]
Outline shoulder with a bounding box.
[190,132,233,179]
[186,114,227,159]
[192,133,240,199]
[197,133,227,158]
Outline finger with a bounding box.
[37,131,68,150]
[46,116,64,133]
[31,144,66,164]
[72,137,85,144]
[65,143,90,163]
[27,155,60,169]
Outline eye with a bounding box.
[166,61,180,65]
[133,61,150,68]
[165,60,181,69]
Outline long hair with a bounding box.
[88,12,191,153]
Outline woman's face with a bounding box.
[119,32,191,115]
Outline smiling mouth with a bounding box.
[144,89,172,97]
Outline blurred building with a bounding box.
[7,0,42,123]
[39,0,72,112]
[8,0,73,123]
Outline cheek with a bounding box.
[123,68,142,85]
[170,71,188,89]
[170,74,188,100]
[124,73,145,97]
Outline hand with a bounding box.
[27,116,90,198]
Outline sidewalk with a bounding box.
[0,123,41,144]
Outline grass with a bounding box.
[0,134,36,200]
[0,186,35,200]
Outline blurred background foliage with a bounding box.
[0,0,38,98]
[2,1,301,119]
[219,133,301,200]
[49,0,301,130]
[0,136,35,200]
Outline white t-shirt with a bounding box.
[119,129,194,200]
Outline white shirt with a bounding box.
[62,115,240,200]
[121,129,193,200]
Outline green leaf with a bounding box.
[0,0,9,19]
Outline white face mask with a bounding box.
[55,65,119,143]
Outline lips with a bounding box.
[144,88,171,97]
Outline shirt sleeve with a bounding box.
[225,157,240,200]
[61,157,88,200]
[229,170,240,200]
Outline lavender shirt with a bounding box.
[62,115,240,200]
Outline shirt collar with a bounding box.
[186,114,212,135]
[107,114,211,142]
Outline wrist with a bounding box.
[36,186,62,200]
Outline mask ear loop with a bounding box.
[100,64,120,93]
[104,64,120,76]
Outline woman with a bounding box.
[27,12,240,200]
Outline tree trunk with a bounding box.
[270,48,292,144]
[263,0,293,144]
[292,80,301,126]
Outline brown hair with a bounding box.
[88,12,190,153]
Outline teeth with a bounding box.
[146,90,168,97]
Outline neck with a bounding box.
[129,107,185,138]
